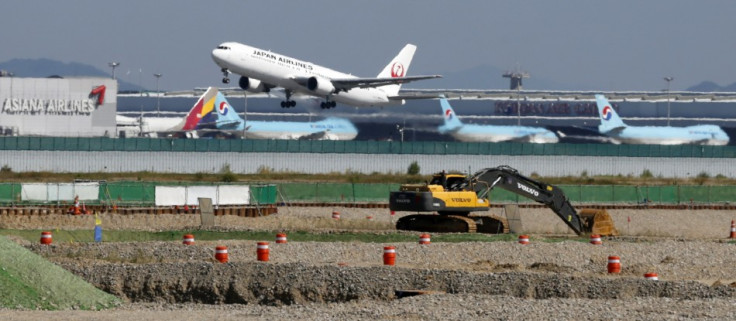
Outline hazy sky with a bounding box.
[1,0,734,91]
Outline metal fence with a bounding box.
[0,182,733,205]
[1,136,735,158]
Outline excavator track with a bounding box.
[396,213,510,234]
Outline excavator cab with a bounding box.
[428,172,467,191]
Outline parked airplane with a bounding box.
[119,87,358,140]
[595,94,729,145]
[211,42,441,109]
[438,96,559,143]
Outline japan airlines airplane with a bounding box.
[211,42,441,109]
[595,94,729,145]
[438,97,559,143]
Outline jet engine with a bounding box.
[239,76,270,93]
[307,76,336,96]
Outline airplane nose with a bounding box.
[211,49,223,63]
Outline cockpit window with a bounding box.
[217,46,230,50]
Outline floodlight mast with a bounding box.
[664,76,674,126]
[154,73,163,116]
[108,62,120,80]
[503,66,530,126]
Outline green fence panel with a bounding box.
[559,185,584,203]
[352,183,400,202]
[250,184,277,204]
[100,182,155,205]
[313,183,353,202]
[612,185,641,203]
[708,186,736,203]
[277,183,317,202]
[0,183,20,203]
[651,186,679,204]
[576,185,613,203]
[679,185,712,203]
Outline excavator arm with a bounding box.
[458,166,584,235]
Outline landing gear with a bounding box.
[221,68,230,84]
[320,100,337,109]
[280,90,296,108]
[280,100,296,108]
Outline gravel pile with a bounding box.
[4,206,736,320]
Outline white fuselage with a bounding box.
[212,42,402,107]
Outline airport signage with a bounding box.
[2,98,98,115]
[494,101,619,116]
[1,85,105,116]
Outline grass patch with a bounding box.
[0,235,121,310]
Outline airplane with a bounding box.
[594,94,729,145]
[211,42,441,109]
[118,87,358,140]
[438,96,559,143]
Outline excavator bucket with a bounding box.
[578,208,619,236]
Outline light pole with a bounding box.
[154,73,162,116]
[108,62,120,80]
[664,76,674,126]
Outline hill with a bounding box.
[686,81,736,92]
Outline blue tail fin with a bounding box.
[214,92,245,130]
[595,94,626,132]
[438,97,463,133]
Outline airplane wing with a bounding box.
[297,130,334,140]
[388,93,443,101]
[326,75,442,92]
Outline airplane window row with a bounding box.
[217,46,231,50]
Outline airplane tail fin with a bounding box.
[213,92,245,130]
[595,94,626,132]
[376,44,417,96]
[172,87,219,131]
[438,96,463,133]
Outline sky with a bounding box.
[1,0,735,91]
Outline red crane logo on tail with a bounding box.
[390,62,405,78]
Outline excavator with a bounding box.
[389,165,617,235]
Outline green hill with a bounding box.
[0,235,121,310]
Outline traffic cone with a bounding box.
[730,220,736,239]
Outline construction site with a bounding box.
[2,162,736,320]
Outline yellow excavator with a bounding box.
[389,165,618,235]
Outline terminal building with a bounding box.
[0,77,117,137]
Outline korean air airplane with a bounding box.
[438,97,559,143]
[595,94,729,145]
[168,87,358,140]
[211,42,441,109]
